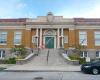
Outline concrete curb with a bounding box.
[3,69,81,72]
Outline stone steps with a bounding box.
[25,49,68,66]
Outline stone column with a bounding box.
[57,28,60,48]
[39,28,42,48]
[61,28,64,48]
[36,28,38,48]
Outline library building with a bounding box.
[0,12,100,59]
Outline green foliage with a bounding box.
[69,54,86,64]
[90,58,100,62]
[0,58,16,64]
[69,54,80,60]
[11,45,27,56]
[79,58,86,64]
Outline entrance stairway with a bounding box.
[26,49,48,66]
[47,49,68,66]
[25,49,68,66]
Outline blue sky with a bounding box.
[0,0,100,18]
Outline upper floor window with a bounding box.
[95,31,100,46]
[79,31,87,45]
[0,32,7,44]
[80,51,88,58]
[14,31,22,45]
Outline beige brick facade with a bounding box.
[0,13,100,59]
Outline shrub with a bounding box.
[0,58,16,64]
[8,58,16,64]
[11,45,27,57]
[69,54,80,60]
[79,58,86,64]
[69,54,86,64]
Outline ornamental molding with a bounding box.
[44,29,57,36]
[47,12,54,22]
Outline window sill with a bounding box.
[95,45,100,46]
[14,44,21,45]
[96,57,100,58]
[0,44,7,45]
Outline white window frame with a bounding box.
[94,31,100,46]
[79,31,87,46]
[64,36,68,43]
[80,51,88,58]
[32,36,37,43]
[0,32,7,45]
[14,31,22,45]
[96,51,100,58]
[0,50,5,59]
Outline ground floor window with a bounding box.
[96,51,100,58]
[0,50,5,59]
[80,51,88,58]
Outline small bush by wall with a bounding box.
[68,54,86,64]
[0,58,16,64]
[79,58,86,64]
[68,54,80,60]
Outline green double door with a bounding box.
[45,37,54,48]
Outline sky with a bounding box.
[0,0,100,18]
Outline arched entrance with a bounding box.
[43,30,56,48]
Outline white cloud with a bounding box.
[55,2,100,18]
[0,0,36,18]
[16,3,27,9]
[81,5,100,18]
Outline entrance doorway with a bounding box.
[45,37,54,48]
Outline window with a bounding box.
[79,31,87,45]
[80,51,88,58]
[64,36,68,43]
[96,51,100,58]
[0,50,5,59]
[95,31,100,46]
[32,36,37,43]
[0,32,7,44]
[14,32,22,45]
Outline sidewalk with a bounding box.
[0,64,15,69]
[4,64,81,72]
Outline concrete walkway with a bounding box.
[4,49,81,72]
[5,65,81,72]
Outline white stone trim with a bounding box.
[57,28,60,48]
[0,44,7,45]
[0,50,5,59]
[0,26,25,29]
[61,28,64,48]
[29,25,75,29]
[39,28,42,48]
[25,28,31,30]
[36,28,39,48]
[76,25,100,29]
